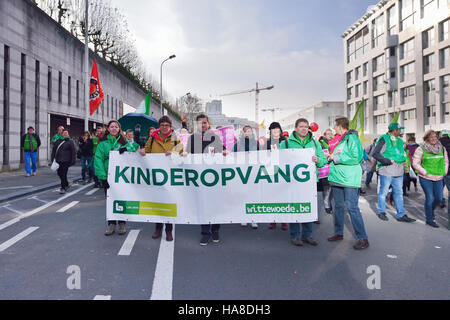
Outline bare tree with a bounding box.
[179,94,204,131]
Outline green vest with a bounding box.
[93,136,100,154]
[421,147,445,176]
[24,134,38,151]
[378,133,406,166]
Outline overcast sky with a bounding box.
[111,0,376,122]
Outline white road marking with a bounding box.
[0,227,39,252]
[93,295,111,300]
[0,183,93,231]
[56,201,80,213]
[27,196,49,204]
[2,205,23,215]
[118,230,141,256]
[85,188,99,196]
[150,227,175,300]
[0,186,33,190]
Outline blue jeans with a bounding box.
[378,175,405,218]
[332,186,368,239]
[81,156,93,180]
[419,177,444,223]
[24,151,37,175]
[444,176,450,191]
[289,223,313,239]
[365,171,375,186]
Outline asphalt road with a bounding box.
[0,181,448,300]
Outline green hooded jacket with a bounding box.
[94,134,137,181]
[328,130,363,188]
[279,131,327,182]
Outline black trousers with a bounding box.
[156,223,173,232]
[57,162,70,189]
[201,224,220,235]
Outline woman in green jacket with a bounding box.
[94,120,141,236]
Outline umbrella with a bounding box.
[118,113,159,144]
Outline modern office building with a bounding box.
[277,101,345,137]
[342,0,450,141]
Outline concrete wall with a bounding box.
[0,0,179,171]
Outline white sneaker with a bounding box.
[25,173,31,177]
[32,172,36,176]
[251,223,258,229]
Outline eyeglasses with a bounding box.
[160,124,171,127]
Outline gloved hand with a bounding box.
[119,147,127,154]
[101,180,110,189]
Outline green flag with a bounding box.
[391,111,400,124]
[135,91,152,116]
[349,100,365,143]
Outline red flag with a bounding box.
[89,59,104,116]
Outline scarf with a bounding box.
[422,141,443,155]
[329,132,346,154]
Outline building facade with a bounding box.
[205,100,258,134]
[277,102,345,137]
[0,0,178,171]
[343,0,450,142]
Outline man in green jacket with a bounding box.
[51,126,64,148]
[326,117,369,250]
[280,118,328,247]
[21,126,41,177]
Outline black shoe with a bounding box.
[397,215,416,223]
[200,234,211,246]
[212,232,220,243]
[377,213,389,221]
[426,221,439,228]
[325,208,333,214]
[359,189,366,195]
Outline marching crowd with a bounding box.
[21,113,449,250]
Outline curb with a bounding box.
[0,175,82,204]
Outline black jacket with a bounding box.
[51,138,76,166]
[265,136,286,150]
[78,138,94,157]
[440,136,450,176]
[21,133,41,152]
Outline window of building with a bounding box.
[440,46,450,68]
[443,74,450,88]
[443,102,450,116]
[440,18,449,41]
[400,61,415,82]
[58,71,62,103]
[376,114,386,124]
[404,109,417,120]
[363,63,368,77]
[423,28,435,49]
[373,74,385,91]
[347,87,353,100]
[68,76,71,106]
[425,79,436,92]
[387,46,396,57]
[422,0,436,18]
[347,71,353,84]
[426,104,436,117]
[388,5,397,34]
[400,38,414,60]
[401,0,415,31]
[355,84,360,98]
[363,81,368,95]
[372,14,385,48]
[347,26,370,63]
[373,54,385,72]
[76,80,79,108]
[48,66,52,101]
[374,94,385,110]
[423,53,435,74]
[355,66,361,81]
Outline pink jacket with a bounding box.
[412,147,449,181]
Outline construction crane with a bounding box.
[220,82,274,128]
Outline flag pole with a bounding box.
[84,0,89,131]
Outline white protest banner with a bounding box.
[106,149,318,224]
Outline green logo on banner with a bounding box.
[245,203,311,214]
[113,200,177,217]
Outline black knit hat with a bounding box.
[269,122,282,132]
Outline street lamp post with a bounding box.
[160,54,176,115]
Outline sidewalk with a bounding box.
[0,164,83,203]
